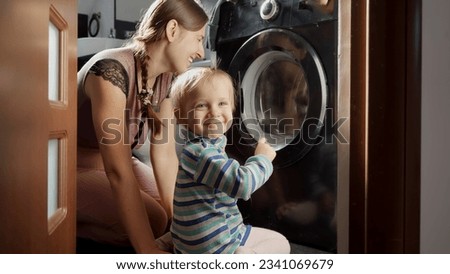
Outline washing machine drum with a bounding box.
[228,28,327,167]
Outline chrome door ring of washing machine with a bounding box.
[228,28,328,168]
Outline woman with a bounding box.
[77,0,208,253]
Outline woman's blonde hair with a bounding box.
[171,67,236,118]
[128,0,208,60]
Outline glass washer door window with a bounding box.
[241,51,310,151]
[230,28,327,165]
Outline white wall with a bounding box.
[78,0,150,38]
[78,0,115,38]
[421,0,450,253]
[116,0,149,22]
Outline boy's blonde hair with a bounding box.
[171,67,236,117]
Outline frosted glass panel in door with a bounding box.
[48,22,59,101]
[47,138,59,218]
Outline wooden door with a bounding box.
[0,0,77,253]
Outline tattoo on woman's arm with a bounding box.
[89,59,129,96]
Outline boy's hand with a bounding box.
[254,138,276,162]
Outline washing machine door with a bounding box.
[228,28,327,167]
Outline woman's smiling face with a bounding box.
[169,25,206,74]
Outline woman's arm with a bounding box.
[150,97,178,219]
[85,73,163,254]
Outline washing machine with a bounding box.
[210,0,338,252]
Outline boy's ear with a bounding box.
[166,19,179,43]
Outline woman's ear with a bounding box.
[166,19,179,42]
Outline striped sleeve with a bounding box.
[189,146,273,200]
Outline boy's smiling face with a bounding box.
[180,74,234,139]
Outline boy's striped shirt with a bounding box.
[171,131,273,254]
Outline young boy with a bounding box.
[170,67,290,254]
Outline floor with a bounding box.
[76,238,330,254]
[76,238,135,254]
[289,243,331,254]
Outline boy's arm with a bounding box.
[182,145,273,200]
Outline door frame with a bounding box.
[348,0,422,253]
